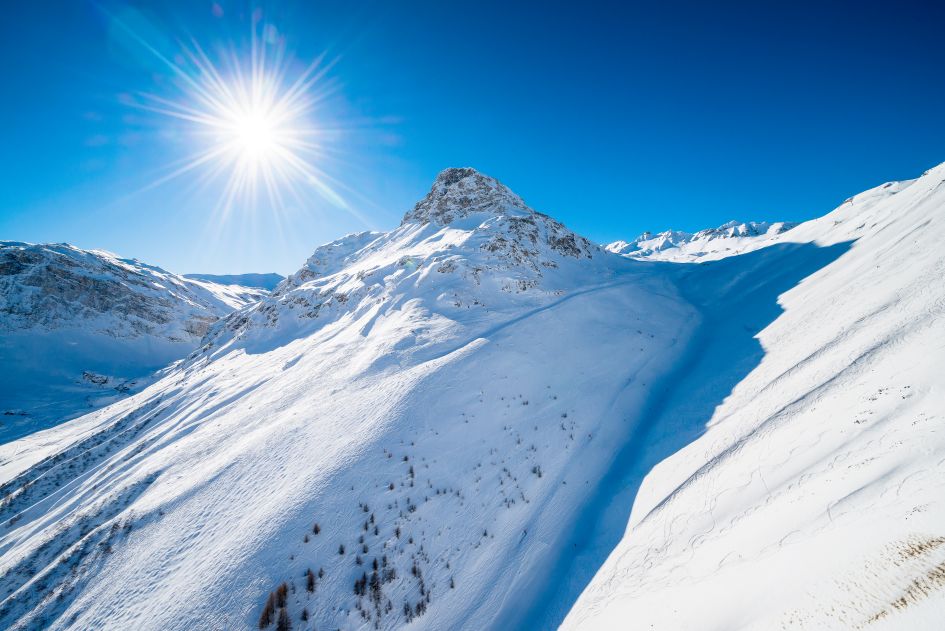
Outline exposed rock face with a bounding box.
[402,167,531,225]
[402,168,594,260]
[0,242,263,339]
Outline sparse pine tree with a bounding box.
[306,568,315,593]
[276,606,291,631]
[258,591,276,628]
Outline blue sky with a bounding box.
[1,0,943,275]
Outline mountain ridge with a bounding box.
[606,220,799,262]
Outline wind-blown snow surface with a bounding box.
[0,243,265,442]
[564,169,945,629]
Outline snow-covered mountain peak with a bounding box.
[401,167,530,226]
[207,170,601,355]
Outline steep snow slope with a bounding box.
[0,243,265,441]
[0,169,697,630]
[607,220,798,262]
[184,273,284,291]
[564,168,945,629]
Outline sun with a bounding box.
[208,85,298,190]
[231,109,277,162]
[128,22,343,214]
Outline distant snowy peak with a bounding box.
[609,176,920,264]
[183,272,284,291]
[698,219,796,240]
[0,241,263,339]
[205,168,603,354]
[607,220,798,261]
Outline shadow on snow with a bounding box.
[499,239,854,631]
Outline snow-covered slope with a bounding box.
[564,169,945,629]
[2,162,944,631]
[607,220,798,262]
[0,243,265,441]
[0,168,697,631]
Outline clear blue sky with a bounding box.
[1,0,943,275]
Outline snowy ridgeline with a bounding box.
[0,243,268,441]
[606,220,800,262]
[0,165,944,630]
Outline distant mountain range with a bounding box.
[183,272,285,291]
[606,220,799,262]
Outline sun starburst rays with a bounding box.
[132,29,342,219]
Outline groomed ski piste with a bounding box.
[1,164,943,630]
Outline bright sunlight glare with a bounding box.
[118,11,347,216]
[231,110,276,161]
